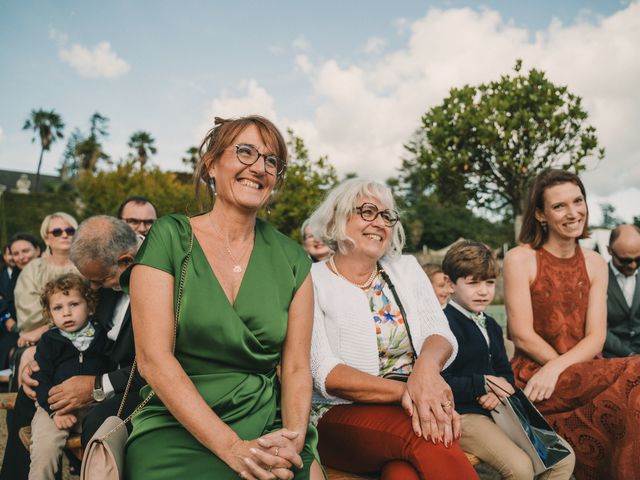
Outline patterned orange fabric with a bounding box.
[511,247,640,480]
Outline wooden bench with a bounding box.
[18,425,84,460]
[0,392,84,459]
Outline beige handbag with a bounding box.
[80,233,193,480]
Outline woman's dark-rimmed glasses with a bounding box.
[48,227,76,237]
[235,144,285,177]
[355,203,399,227]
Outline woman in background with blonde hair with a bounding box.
[14,212,79,381]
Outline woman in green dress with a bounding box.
[125,116,324,480]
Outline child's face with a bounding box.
[48,289,90,333]
[431,272,454,307]
[451,276,496,313]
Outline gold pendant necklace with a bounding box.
[329,256,378,289]
[208,213,253,273]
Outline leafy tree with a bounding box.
[400,60,604,239]
[600,203,622,229]
[60,113,111,179]
[75,160,193,217]
[23,109,65,192]
[127,131,157,171]
[181,146,199,173]
[266,130,338,240]
[633,215,640,229]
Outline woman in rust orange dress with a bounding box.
[504,169,640,480]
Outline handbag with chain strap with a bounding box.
[80,233,193,480]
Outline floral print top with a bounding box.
[369,272,415,377]
[311,272,415,425]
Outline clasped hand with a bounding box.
[401,369,459,446]
[229,429,304,480]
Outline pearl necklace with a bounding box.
[329,256,378,289]
[208,213,253,273]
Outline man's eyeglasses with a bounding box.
[610,249,640,266]
[48,227,76,237]
[355,203,399,227]
[235,144,285,177]
[123,218,155,228]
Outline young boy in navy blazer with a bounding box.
[441,240,575,480]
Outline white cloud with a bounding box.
[293,35,310,52]
[59,41,130,78]
[288,4,640,207]
[0,127,3,142]
[48,27,68,45]
[295,54,313,73]
[197,80,279,140]
[363,37,386,54]
[394,17,409,35]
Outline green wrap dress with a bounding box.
[123,214,320,479]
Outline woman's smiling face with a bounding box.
[208,124,276,212]
[344,196,393,261]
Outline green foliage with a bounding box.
[266,130,339,240]
[23,109,65,192]
[127,131,157,171]
[634,215,640,229]
[60,112,111,178]
[0,191,77,246]
[394,189,512,251]
[400,60,604,221]
[182,146,199,173]
[75,160,194,218]
[600,203,622,229]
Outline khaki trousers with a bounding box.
[459,413,575,480]
[28,406,85,480]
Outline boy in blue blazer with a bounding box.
[441,240,574,480]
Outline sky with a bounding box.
[1,0,639,223]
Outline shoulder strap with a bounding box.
[115,231,194,422]
[378,262,418,357]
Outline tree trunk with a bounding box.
[514,214,523,243]
[34,147,45,193]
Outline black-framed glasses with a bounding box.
[48,227,76,237]
[123,218,155,228]
[610,249,640,266]
[235,144,285,177]
[355,203,399,227]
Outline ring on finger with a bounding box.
[441,400,452,408]
[274,447,279,457]
[268,465,273,473]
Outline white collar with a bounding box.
[449,300,477,320]
[610,261,638,279]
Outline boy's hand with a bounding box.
[478,392,501,411]
[485,375,514,399]
[53,412,77,430]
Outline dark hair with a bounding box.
[9,232,42,252]
[442,240,500,283]
[609,224,640,247]
[40,273,98,323]
[117,196,158,218]
[519,169,590,249]
[194,115,288,207]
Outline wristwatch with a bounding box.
[92,375,107,402]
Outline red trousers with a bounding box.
[317,404,479,480]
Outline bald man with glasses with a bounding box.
[604,224,640,357]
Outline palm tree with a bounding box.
[127,131,157,171]
[23,109,65,192]
[181,146,199,172]
[78,112,111,173]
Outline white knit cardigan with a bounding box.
[310,254,459,404]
